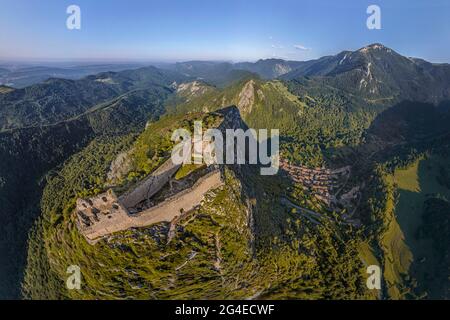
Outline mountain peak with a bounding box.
[358,43,393,53]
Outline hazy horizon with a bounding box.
[2,43,450,68]
[1,0,450,63]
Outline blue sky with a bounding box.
[1,0,449,63]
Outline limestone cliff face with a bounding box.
[75,190,133,243]
[273,63,292,77]
[176,81,211,98]
[237,80,256,116]
[106,148,134,184]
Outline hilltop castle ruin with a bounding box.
[74,107,247,244]
[75,158,224,244]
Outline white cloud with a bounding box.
[294,44,311,51]
[271,44,284,49]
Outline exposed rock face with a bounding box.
[273,63,292,77]
[177,81,210,97]
[107,149,133,184]
[237,80,255,116]
[94,77,116,84]
[280,159,351,207]
[0,85,14,94]
[256,89,265,100]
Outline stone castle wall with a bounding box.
[279,159,351,206]
[118,158,181,209]
[131,170,223,228]
[75,170,224,243]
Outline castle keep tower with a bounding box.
[75,189,133,242]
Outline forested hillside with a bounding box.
[0,66,187,298]
[282,44,450,104]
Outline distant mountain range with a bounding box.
[0,66,187,131]
[0,64,144,88]
[167,59,303,83]
[2,43,450,148]
[3,44,450,102]
[165,43,450,103]
[281,43,450,103]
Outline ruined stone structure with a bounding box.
[118,158,181,209]
[76,190,133,243]
[75,106,254,244]
[75,167,224,244]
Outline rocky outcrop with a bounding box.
[75,106,248,244]
[273,63,292,77]
[176,81,211,99]
[237,80,255,115]
[107,149,133,184]
[75,190,133,243]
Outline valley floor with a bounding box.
[384,155,450,298]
